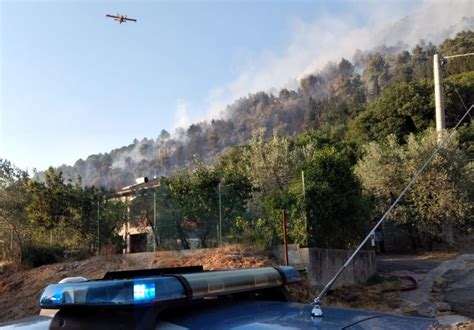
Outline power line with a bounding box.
[452,88,472,120]
[443,52,474,59]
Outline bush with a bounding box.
[63,248,91,260]
[302,147,371,249]
[21,244,66,268]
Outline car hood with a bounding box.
[0,316,52,330]
[0,301,436,329]
[167,301,436,329]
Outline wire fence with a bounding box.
[0,176,308,265]
[122,178,307,253]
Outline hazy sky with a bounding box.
[0,0,456,171]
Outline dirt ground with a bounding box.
[0,245,278,322]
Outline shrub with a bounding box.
[21,244,65,268]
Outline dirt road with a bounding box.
[378,252,474,324]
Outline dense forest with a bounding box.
[36,31,474,191]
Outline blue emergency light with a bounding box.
[40,266,300,309]
[133,282,156,301]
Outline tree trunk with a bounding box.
[175,221,190,249]
[443,222,455,246]
[11,224,23,265]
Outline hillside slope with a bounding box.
[35,29,474,191]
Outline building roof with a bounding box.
[115,177,161,197]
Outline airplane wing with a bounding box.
[124,18,137,22]
[106,14,119,18]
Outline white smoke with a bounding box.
[111,100,195,169]
[91,0,474,173]
[202,0,473,122]
[174,100,194,131]
[111,138,155,169]
[155,0,473,166]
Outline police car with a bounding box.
[0,265,436,329]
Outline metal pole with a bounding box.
[97,200,100,255]
[153,190,157,252]
[301,170,306,200]
[301,170,309,246]
[125,206,130,254]
[218,182,222,246]
[434,54,445,140]
[282,209,288,266]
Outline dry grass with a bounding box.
[286,272,405,313]
[148,244,275,270]
[286,272,318,303]
[0,245,278,323]
[324,283,403,312]
[433,321,474,330]
[0,255,134,322]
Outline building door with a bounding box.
[129,233,147,253]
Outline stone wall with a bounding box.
[273,245,376,288]
[272,244,306,270]
[305,248,376,288]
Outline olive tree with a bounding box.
[355,129,473,245]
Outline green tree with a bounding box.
[444,72,474,128]
[240,130,303,246]
[362,53,391,98]
[355,129,473,245]
[348,72,474,145]
[157,157,252,248]
[73,185,126,253]
[258,189,308,246]
[439,31,474,76]
[302,148,369,249]
[243,129,298,194]
[303,96,318,131]
[392,50,414,83]
[26,167,74,231]
[410,42,436,80]
[347,80,434,144]
[0,159,31,262]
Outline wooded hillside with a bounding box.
[37,32,474,191]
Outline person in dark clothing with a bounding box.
[371,218,385,253]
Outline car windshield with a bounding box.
[0,0,473,327]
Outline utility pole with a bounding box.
[282,209,288,266]
[125,206,130,254]
[218,181,223,247]
[433,54,446,140]
[97,200,100,255]
[432,52,474,245]
[153,190,157,252]
[301,170,306,200]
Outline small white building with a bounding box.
[115,177,161,253]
